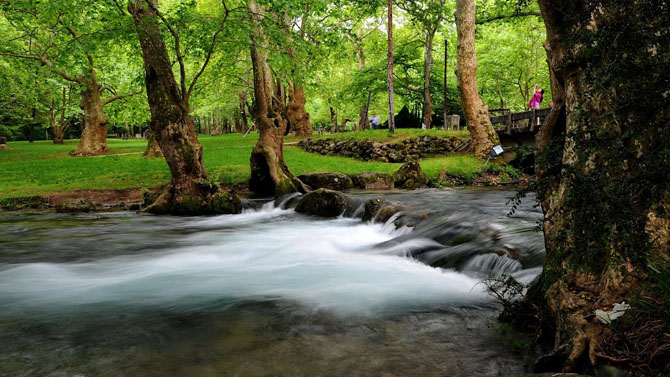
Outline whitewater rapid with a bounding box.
[0,204,487,317]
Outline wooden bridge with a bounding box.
[489,108,551,135]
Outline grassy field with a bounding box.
[0,132,485,199]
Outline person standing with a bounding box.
[370,115,380,130]
[529,83,544,109]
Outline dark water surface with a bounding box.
[0,188,544,377]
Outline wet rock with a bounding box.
[393,162,430,189]
[55,199,97,213]
[362,198,409,222]
[350,173,394,190]
[295,189,350,217]
[297,173,354,191]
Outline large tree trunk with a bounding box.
[247,0,306,197]
[144,130,163,158]
[422,30,435,129]
[287,82,312,137]
[455,0,499,158]
[527,1,670,374]
[129,0,239,215]
[73,76,108,156]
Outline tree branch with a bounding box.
[0,51,84,83]
[476,11,542,24]
[186,0,230,102]
[103,88,144,106]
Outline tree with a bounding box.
[527,0,670,374]
[128,0,238,215]
[0,2,142,155]
[386,0,395,134]
[247,0,307,197]
[454,0,499,158]
[47,84,73,144]
[398,0,449,129]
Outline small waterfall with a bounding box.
[462,253,523,277]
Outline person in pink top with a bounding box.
[529,83,544,109]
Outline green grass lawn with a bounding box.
[0,133,484,199]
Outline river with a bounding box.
[0,188,544,376]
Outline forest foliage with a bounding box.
[0,0,548,141]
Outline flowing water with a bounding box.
[0,188,544,377]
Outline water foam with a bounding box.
[0,206,486,317]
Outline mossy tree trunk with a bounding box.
[530,0,670,373]
[129,0,238,215]
[247,0,307,197]
[455,0,499,158]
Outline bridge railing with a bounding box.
[490,108,551,134]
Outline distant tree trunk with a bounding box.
[129,0,236,215]
[329,106,337,131]
[238,91,249,133]
[49,84,72,145]
[356,36,368,131]
[73,75,109,156]
[387,0,395,133]
[443,37,448,129]
[287,82,312,137]
[247,0,307,197]
[525,1,670,374]
[455,0,499,158]
[422,29,435,129]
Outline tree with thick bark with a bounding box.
[454,0,499,158]
[282,5,313,138]
[128,0,239,215]
[525,1,670,374]
[247,0,308,197]
[0,12,141,155]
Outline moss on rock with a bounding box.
[0,196,47,211]
[55,199,97,213]
[295,189,350,217]
[393,162,430,189]
[350,172,394,190]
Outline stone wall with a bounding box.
[298,135,472,163]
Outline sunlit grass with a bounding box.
[0,133,485,199]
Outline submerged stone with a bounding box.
[362,198,408,223]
